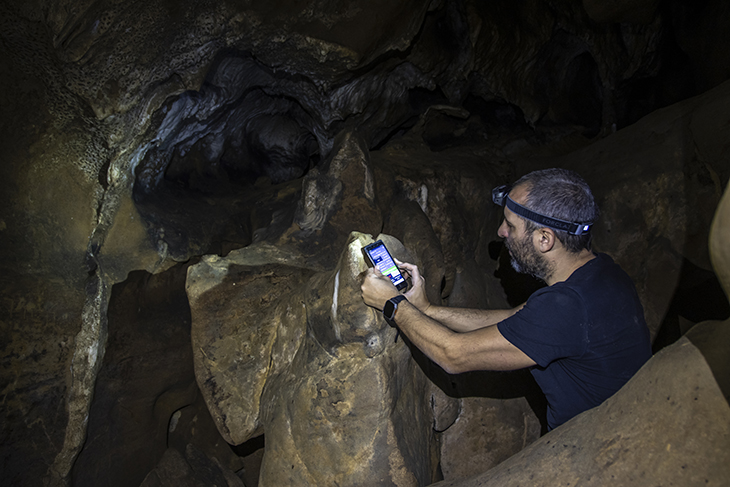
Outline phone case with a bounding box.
[362,240,408,291]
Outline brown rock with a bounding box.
[187,246,315,444]
[431,329,730,487]
[293,130,383,264]
[187,233,441,485]
[140,444,245,487]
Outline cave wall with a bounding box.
[1,0,729,486]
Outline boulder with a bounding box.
[186,233,440,486]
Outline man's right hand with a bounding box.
[396,261,431,313]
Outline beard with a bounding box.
[506,232,552,282]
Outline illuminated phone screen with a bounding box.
[366,242,406,288]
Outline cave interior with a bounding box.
[1,0,730,486]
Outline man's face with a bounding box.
[504,229,550,281]
[497,184,551,281]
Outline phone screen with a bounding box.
[364,241,407,290]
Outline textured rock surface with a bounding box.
[187,233,440,486]
[710,172,730,306]
[69,265,248,487]
[181,136,451,484]
[187,247,315,445]
[431,329,730,487]
[1,0,730,486]
[140,444,246,487]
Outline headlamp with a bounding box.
[492,184,593,236]
[492,184,511,206]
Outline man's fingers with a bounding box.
[357,268,373,285]
[363,267,388,284]
[399,262,421,281]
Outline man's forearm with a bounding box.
[420,304,522,333]
[391,301,534,374]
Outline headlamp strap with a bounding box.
[505,196,592,236]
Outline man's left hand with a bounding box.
[361,267,400,311]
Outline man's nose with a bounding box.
[497,220,508,239]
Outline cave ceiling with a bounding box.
[3,0,709,273]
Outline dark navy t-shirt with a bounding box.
[497,253,651,430]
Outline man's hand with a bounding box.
[397,261,431,313]
[361,267,400,311]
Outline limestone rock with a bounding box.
[293,130,382,248]
[464,0,663,130]
[187,233,441,486]
[431,329,730,487]
[692,167,730,403]
[258,330,434,486]
[439,394,542,479]
[70,264,245,487]
[187,247,315,445]
[140,444,245,487]
[708,132,730,303]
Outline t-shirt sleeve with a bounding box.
[497,286,588,368]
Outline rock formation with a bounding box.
[1,1,729,486]
[186,232,437,486]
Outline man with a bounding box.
[361,168,651,430]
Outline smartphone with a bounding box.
[362,240,408,291]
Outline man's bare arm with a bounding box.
[420,304,523,332]
[360,267,535,374]
[398,260,523,332]
[392,300,535,374]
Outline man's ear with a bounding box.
[537,228,556,253]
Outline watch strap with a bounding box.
[383,295,408,323]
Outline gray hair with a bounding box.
[513,168,599,253]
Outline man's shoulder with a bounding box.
[592,252,617,268]
[570,252,630,286]
[526,283,585,314]
[562,252,643,317]
[582,252,615,271]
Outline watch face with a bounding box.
[383,300,397,321]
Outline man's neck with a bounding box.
[545,249,596,286]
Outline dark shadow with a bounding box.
[652,257,730,353]
[71,264,196,487]
[533,29,602,136]
[685,320,730,402]
[230,434,265,457]
[403,336,549,436]
[230,435,265,487]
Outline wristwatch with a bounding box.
[383,295,408,325]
